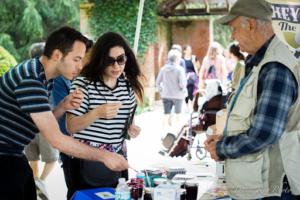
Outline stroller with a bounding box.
[159,80,228,160]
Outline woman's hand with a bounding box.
[96,103,122,119]
[128,124,141,139]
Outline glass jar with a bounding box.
[136,172,145,198]
[153,178,167,187]
[171,179,185,189]
[185,180,199,200]
[180,189,187,200]
[130,182,138,200]
[144,187,153,200]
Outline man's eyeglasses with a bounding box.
[108,55,127,66]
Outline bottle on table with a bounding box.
[115,178,131,200]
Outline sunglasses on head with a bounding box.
[107,55,127,66]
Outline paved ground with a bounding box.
[39,100,216,200]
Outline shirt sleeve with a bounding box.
[66,77,89,116]
[15,77,51,113]
[216,63,298,159]
[155,70,164,93]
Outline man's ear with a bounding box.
[248,18,257,35]
[52,49,63,62]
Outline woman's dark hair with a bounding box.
[183,45,190,51]
[79,32,145,102]
[229,43,245,60]
[43,26,89,59]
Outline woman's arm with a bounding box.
[66,103,122,134]
[198,61,206,89]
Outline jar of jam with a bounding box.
[180,189,187,200]
[144,187,153,200]
[136,172,145,198]
[185,180,199,200]
[153,178,167,187]
[130,182,138,200]
[171,179,185,189]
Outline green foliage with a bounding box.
[0,45,17,76]
[212,16,233,48]
[87,0,158,58]
[0,0,80,62]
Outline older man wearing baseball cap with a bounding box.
[204,0,300,199]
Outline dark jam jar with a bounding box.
[171,179,185,189]
[180,189,187,200]
[185,180,199,200]
[130,182,139,200]
[153,178,167,187]
[144,188,153,200]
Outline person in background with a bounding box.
[229,42,245,90]
[205,0,300,199]
[24,42,58,200]
[198,42,227,89]
[0,26,129,200]
[182,45,201,112]
[170,44,186,73]
[167,44,186,125]
[223,46,236,82]
[66,32,144,195]
[156,49,187,140]
[51,39,94,200]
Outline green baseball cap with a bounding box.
[215,0,273,25]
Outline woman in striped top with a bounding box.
[66,32,144,191]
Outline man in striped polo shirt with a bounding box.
[0,27,129,199]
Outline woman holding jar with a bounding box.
[66,32,144,197]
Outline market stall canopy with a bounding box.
[158,0,238,17]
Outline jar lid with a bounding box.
[180,189,186,194]
[171,179,185,185]
[185,180,199,186]
[153,178,167,184]
[137,172,145,178]
[145,188,152,194]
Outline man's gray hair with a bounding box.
[29,42,45,58]
[168,49,182,62]
[241,16,274,39]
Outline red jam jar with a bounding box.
[185,180,199,200]
[153,178,167,187]
[130,182,138,200]
[171,179,185,189]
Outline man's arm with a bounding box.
[214,64,298,159]
[52,87,83,121]
[30,111,129,171]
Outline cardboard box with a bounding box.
[216,109,227,134]
[71,187,117,200]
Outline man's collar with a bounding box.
[245,34,276,67]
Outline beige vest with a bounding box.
[225,35,300,199]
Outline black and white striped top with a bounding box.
[67,77,135,145]
[0,57,53,157]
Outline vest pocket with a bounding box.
[225,153,264,192]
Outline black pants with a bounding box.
[0,155,37,200]
[60,152,76,200]
[185,84,195,103]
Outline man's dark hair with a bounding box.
[43,26,88,59]
[29,42,45,58]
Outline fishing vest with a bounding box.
[225,35,300,199]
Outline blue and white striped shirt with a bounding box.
[216,35,299,159]
[0,57,53,157]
